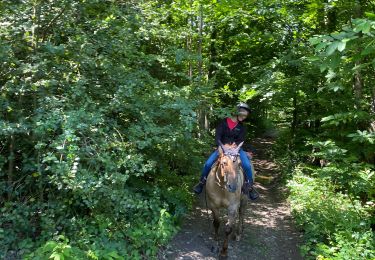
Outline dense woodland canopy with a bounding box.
[0,0,374,259]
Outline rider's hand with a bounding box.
[247,152,253,159]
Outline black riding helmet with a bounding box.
[237,102,251,114]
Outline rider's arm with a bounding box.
[215,120,225,146]
[235,125,246,146]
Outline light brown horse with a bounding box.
[206,142,246,258]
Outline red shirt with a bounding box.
[226,117,238,131]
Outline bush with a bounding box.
[288,168,374,259]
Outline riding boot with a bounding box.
[243,181,259,201]
[193,177,207,194]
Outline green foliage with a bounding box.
[266,3,375,256]
[274,135,375,259]
[288,169,374,259]
[25,236,86,260]
[0,0,208,258]
[1,0,375,258]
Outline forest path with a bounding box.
[159,138,303,260]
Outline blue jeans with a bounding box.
[200,149,253,183]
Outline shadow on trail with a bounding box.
[159,138,303,260]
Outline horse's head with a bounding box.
[217,142,243,193]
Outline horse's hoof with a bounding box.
[219,253,228,260]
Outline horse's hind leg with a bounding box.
[235,198,246,241]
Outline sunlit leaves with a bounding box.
[353,19,374,34]
[321,111,369,126]
[347,130,375,144]
[337,41,346,52]
[326,41,340,55]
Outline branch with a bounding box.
[41,5,68,42]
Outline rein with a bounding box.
[215,165,226,189]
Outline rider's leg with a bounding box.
[239,149,259,200]
[239,149,254,182]
[193,150,219,194]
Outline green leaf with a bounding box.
[50,252,62,260]
[326,42,339,56]
[325,70,336,81]
[331,32,347,40]
[321,115,334,122]
[333,86,341,92]
[365,12,375,20]
[354,20,372,34]
[327,82,344,92]
[320,62,329,72]
[362,22,371,34]
[361,46,375,56]
[306,56,320,62]
[316,42,328,51]
[309,37,322,45]
[337,41,346,52]
[328,54,341,69]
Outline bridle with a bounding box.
[215,147,240,190]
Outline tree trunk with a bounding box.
[291,94,298,137]
[208,27,217,80]
[187,0,194,79]
[353,67,363,109]
[7,135,15,200]
[198,4,203,77]
[352,0,366,109]
[196,4,209,130]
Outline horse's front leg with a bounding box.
[211,207,220,241]
[220,207,237,257]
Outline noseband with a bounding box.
[223,150,239,162]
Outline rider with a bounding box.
[193,102,259,200]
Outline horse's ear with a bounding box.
[218,145,224,156]
[235,142,244,153]
[218,141,225,155]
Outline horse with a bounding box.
[205,142,246,258]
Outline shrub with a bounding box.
[288,168,374,259]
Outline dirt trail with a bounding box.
[159,138,303,260]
